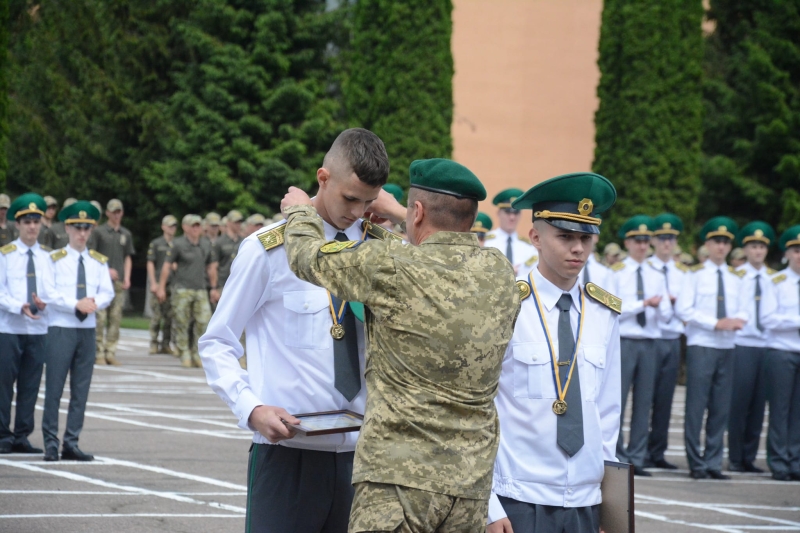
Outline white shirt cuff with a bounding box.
[234,389,265,431]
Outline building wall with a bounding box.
[451,0,603,233]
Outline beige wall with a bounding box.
[451,0,603,233]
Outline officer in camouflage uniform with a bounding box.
[282,158,520,533]
[0,195,19,247]
[91,199,134,365]
[147,215,177,355]
[157,214,217,368]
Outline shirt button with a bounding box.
[532,356,538,361]
[568,489,573,494]
[304,303,309,309]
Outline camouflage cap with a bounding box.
[107,198,123,212]
[409,159,487,201]
[246,213,266,226]
[226,210,244,223]
[205,212,221,225]
[44,195,58,207]
[162,214,178,226]
[182,214,202,226]
[63,198,78,208]
[8,193,47,220]
[0,194,10,208]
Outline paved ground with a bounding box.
[0,329,798,532]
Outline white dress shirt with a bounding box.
[581,253,610,290]
[610,256,672,339]
[0,239,54,335]
[767,268,800,353]
[735,263,779,348]
[485,228,538,273]
[198,219,367,452]
[647,256,686,340]
[488,266,621,523]
[676,260,748,349]
[48,245,114,329]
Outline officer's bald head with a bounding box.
[322,128,390,187]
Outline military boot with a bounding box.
[149,342,158,355]
[105,356,122,366]
[160,344,174,356]
[180,355,193,368]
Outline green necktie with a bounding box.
[755,274,763,332]
[636,266,646,327]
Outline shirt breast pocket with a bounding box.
[581,345,607,402]
[511,342,555,399]
[283,290,332,350]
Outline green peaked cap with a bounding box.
[738,221,775,247]
[779,225,800,251]
[512,172,616,235]
[700,216,738,242]
[653,213,683,236]
[493,188,524,208]
[619,215,655,240]
[7,193,47,221]
[471,212,493,233]
[58,200,101,224]
[409,159,486,200]
[382,184,404,203]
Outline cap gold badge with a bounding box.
[29,202,36,210]
[639,224,647,232]
[79,210,87,219]
[578,198,594,216]
[664,222,672,229]
[755,229,763,237]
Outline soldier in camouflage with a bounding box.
[147,215,177,355]
[0,195,19,246]
[282,158,520,533]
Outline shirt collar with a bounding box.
[625,255,646,268]
[13,238,38,254]
[742,262,767,276]
[421,231,479,247]
[67,245,89,260]
[705,259,726,272]
[531,264,581,313]
[648,256,670,269]
[323,219,363,242]
[494,228,514,240]
[784,268,800,282]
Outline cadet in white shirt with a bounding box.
[0,194,52,455]
[763,226,800,481]
[729,221,779,474]
[484,188,538,275]
[676,217,748,479]
[41,201,114,462]
[646,213,688,470]
[487,173,621,533]
[198,129,395,533]
[610,215,672,476]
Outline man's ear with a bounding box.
[317,167,330,189]
[530,224,542,251]
[412,200,425,226]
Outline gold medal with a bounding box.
[552,400,568,415]
[331,323,345,340]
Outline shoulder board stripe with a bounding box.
[516,280,531,301]
[674,262,689,273]
[362,221,403,242]
[772,273,787,284]
[89,250,108,264]
[728,265,746,278]
[691,263,705,272]
[484,233,496,240]
[610,262,626,272]
[0,243,16,255]
[258,223,286,251]
[585,282,621,314]
[50,248,68,262]
[766,267,777,275]
[524,255,538,267]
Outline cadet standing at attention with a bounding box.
[281,158,520,533]
[611,215,672,476]
[42,201,114,461]
[0,194,19,246]
[157,215,217,368]
[646,213,688,470]
[764,226,800,481]
[0,194,52,455]
[485,188,538,275]
[676,217,748,479]
[199,128,391,533]
[728,221,778,473]
[146,215,177,355]
[91,199,134,365]
[486,173,621,533]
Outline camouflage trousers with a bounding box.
[348,482,488,533]
[171,289,211,363]
[149,289,173,347]
[96,280,124,361]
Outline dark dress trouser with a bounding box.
[41,327,96,451]
[0,333,46,446]
[617,338,657,467]
[728,345,767,466]
[648,337,681,463]
[498,496,600,533]
[765,349,800,476]
[245,443,354,533]
[684,346,734,472]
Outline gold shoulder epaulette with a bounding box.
[50,248,68,262]
[610,262,626,272]
[767,267,777,275]
[729,265,746,278]
[484,233,496,240]
[773,273,787,284]
[257,222,286,251]
[0,243,16,255]
[585,282,622,314]
[40,245,52,252]
[362,220,403,242]
[89,250,108,264]
[691,263,705,272]
[524,255,538,267]
[674,261,689,273]
[518,235,531,244]
[516,280,531,301]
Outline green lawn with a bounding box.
[121,315,150,331]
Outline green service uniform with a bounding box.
[90,223,135,363]
[213,233,242,289]
[283,204,521,532]
[167,235,214,366]
[147,236,174,353]
[46,221,70,250]
[37,223,53,247]
[0,223,18,247]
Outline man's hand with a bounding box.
[21,303,41,320]
[76,297,97,315]
[109,268,119,282]
[280,186,312,216]
[730,318,746,330]
[32,293,46,311]
[248,405,301,443]
[210,289,221,304]
[122,278,131,290]
[715,317,745,331]
[366,188,407,226]
[150,283,159,295]
[156,288,167,303]
[643,295,662,308]
[487,518,514,533]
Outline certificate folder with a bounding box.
[600,460,634,533]
[286,410,363,437]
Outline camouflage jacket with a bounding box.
[284,205,521,499]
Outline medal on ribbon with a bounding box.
[327,292,348,340]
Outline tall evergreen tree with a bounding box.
[593,0,704,243]
[702,0,800,233]
[344,0,453,188]
[0,0,8,189]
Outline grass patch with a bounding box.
[121,315,150,331]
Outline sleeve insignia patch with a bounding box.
[257,222,286,251]
[585,282,622,314]
[50,248,68,262]
[524,255,538,267]
[320,240,359,254]
[362,221,403,242]
[89,250,108,264]
[610,262,626,272]
[0,243,17,255]
[517,280,531,301]
[772,273,787,284]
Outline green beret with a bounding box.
[653,213,683,236]
[779,225,800,251]
[493,188,524,208]
[382,184,405,203]
[8,193,47,221]
[471,212,493,233]
[58,200,101,224]
[700,216,738,242]
[619,215,655,240]
[511,172,616,235]
[409,159,486,201]
[738,221,775,247]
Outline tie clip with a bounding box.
[557,361,570,366]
